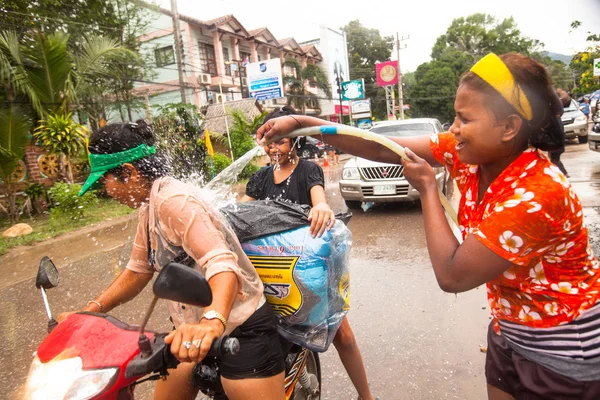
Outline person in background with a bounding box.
[581,97,591,120]
[243,106,375,400]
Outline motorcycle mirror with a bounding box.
[36,256,59,290]
[153,263,213,307]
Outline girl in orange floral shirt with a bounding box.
[257,53,600,399]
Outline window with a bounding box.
[223,47,231,76]
[198,42,217,76]
[154,46,175,68]
[240,51,251,63]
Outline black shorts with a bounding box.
[485,322,600,399]
[217,302,285,380]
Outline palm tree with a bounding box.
[0,30,134,183]
[0,106,32,223]
[282,58,332,115]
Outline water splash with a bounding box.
[202,146,264,206]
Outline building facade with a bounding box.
[130,6,345,121]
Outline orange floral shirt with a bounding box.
[431,133,600,328]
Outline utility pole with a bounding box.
[396,33,409,120]
[335,67,344,124]
[170,0,187,103]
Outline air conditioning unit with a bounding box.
[198,73,211,85]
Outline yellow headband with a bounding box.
[470,53,533,121]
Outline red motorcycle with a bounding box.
[23,257,321,399]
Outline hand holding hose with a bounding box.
[256,116,299,146]
[401,148,439,195]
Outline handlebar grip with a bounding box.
[207,336,240,358]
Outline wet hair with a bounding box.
[88,119,171,181]
[459,53,564,151]
[259,106,307,150]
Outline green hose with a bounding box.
[278,125,459,226]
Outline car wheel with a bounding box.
[579,135,588,144]
[344,200,361,209]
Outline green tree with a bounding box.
[0,31,134,118]
[407,14,543,123]
[569,21,600,94]
[0,105,32,223]
[228,109,265,179]
[341,20,394,120]
[282,58,332,115]
[33,112,89,183]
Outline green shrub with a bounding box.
[48,182,98,221]
[240,164,260,180]
[212,153,232,176]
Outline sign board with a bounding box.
[351,99,371,115]
[353,112,372,120]
[595,58,600,77]
[334,104,350,114]
[247,58,284,101]
[376,60,399,87]
[357,118,372,129]
[341,79,365,101]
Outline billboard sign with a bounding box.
[376,60,398,87]
[351,99,371,115]
[247,58,284,101]
[595,58,600,77]
[357,118,373,129]
[341,79,365,101]
[334,104,350,114]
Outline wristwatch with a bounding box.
[202,310,227,330]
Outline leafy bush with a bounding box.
[48,182,98,221]
[212,153,232,176]
[240,164,260,180]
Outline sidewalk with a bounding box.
[0,212,139,290]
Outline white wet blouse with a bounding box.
[126,177,264,334]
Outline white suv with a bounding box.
[339,118,447,208]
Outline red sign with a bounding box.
[330,116,339,123]
[376,60,398,87]
[334,104,350,114]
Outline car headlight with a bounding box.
[24,356,117,400]
[342,167,360,180]
[576,115,588,123]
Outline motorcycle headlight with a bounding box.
[343,167,360,180]
[25,356,118,400]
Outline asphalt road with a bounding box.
[2,142,599,400]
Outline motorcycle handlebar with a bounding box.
[125,335,240,379]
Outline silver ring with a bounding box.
[193,339,202,349]
[183,341,192,350]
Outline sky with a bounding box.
[156,0,600,73]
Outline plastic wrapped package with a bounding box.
[221,200,352,352]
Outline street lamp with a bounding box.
[225,60,246,98]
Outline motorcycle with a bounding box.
[23,257,321,400]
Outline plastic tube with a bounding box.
[277,125,459,226]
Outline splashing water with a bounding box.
[202,146,264,207]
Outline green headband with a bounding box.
[78,144,156,196]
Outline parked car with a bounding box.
[297,136,325,159]
[563,99,588,143]
[339,118,448,208]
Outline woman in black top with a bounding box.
[242,107,374,400]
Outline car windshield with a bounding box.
[370,123,434,137]
[564,100,579,112]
